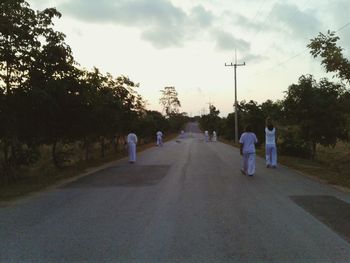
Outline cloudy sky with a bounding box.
[28,0,350,116]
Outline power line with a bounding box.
[248,21,350,78]
[251,0,308,59]
[248,0,280,44]
[251,0,268,24]
[336,22,350,32]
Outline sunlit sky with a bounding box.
[28,0,350,116]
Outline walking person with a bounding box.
[180,130,185,139]
[127,132,138,163]
[239,125,258,176]
[265,117,277,168]
[156,131,163,146]
[212,131,217,142]
[204,130,209,142]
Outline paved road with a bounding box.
[1,122,350,263]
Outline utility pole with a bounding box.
[225,51,245,144]
[206,99,212,113]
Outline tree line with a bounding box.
[0,0,187,183]
[200,30,350,159]
[2,1,349,184]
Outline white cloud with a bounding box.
[56,0,221,48]
[269,3,322,40]
[212,29,250,52]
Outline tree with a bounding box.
[0,0,75,175]
[260,100,283,124]
[199,104,221,134]
[221,113,235,141]
[282,75,347,159]
[238,100,265,145]
[136,110,169,143]
[308,31,350,84]
[159,86,181,116]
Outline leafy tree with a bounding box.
[168,112,188,132]
[238,100,265,145]
[1,0,36,93]
[159,86,181,116]
[220,113,235,141]
[199,104,221,135]
[0,0,75,174]
[136,110,169,143]
[260,100,283,124]
[282,75,347,159]
[308,31,350,84]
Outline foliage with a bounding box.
[199,104,221,135]
[220,113,235,140]
[278,126,313,158]
[135,110,169,143]
[308,30,350,84]
[0,1,180,183]
[238,100,265,145]
[159,86,181,116]
[282,75,348,158]
[168,112,189,132]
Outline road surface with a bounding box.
[1,122,350,263]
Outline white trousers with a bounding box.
[128,142,136,162]
[265,144,277,166]
[156,136,163,146]
[242,153,256,176]
[212,136,217,142]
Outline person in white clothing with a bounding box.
[180,130,185,139]
[212,131,217,142]
[204,130,209,142]
[239,125,258,176]
[127,132,138,163]
[265,117,277,168]
[156,131,163,146]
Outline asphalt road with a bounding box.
[1,122,350,263]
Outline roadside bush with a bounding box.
[278,126,313,158]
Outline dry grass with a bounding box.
[313,141,350,188]
[262,141,350,190]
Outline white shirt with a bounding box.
[239,132,258,153]
[156,131,163,138]
[265,127,276,145]
[127,133,138,144]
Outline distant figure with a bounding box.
[180,130,185,139]
[212,131,217,142]
[127,132,138,163]
[156,131,163,146]
[265,117,277,168]
[239,125,258,176]
[204,130,209,142]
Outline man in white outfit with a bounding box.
[127,132,138,163]
[212,131,217,142]
[180,130,185,139]
[265,117,277,168]
[156,131,163,146]
[239,125,258,176]
[204,130,209,142]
